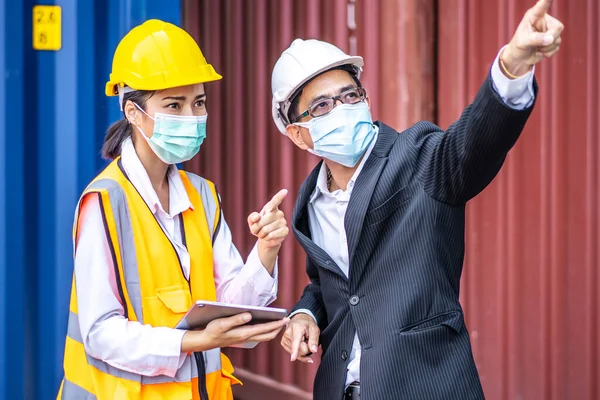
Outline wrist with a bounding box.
[291,313,314,323]
[257,239,281,252]
[257,240,280,272]
[181,330,210,353]
[500,45,532,79]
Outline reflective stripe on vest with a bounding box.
[59,160,238,400]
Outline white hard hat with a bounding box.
[271,38,364,134]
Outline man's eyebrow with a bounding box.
[308,84,356,105]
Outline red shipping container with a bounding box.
[183,1,599,398]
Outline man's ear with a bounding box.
[285,124,309,150]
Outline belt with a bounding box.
[344,382,360,399]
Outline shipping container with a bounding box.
[185,0,599,399]
[184,0,435,397]
[0,1,181,398]
[438,0,599,399]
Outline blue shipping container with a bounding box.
[0,1,181,398]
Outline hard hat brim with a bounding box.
[105,70,223,97]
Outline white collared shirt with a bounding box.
[74,137,278,377]
[306,128,378,388]
[296,50,535,388]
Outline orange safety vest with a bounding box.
[58,158,241,399]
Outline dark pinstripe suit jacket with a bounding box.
[291,74,537,400]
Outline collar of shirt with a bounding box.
[120,137,193,217]
[309,126,379,204]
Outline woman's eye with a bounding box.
[195,100,205,107]
[167,103,180,109]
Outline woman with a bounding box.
[58,20,289,400]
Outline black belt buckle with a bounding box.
[344,382,360,399]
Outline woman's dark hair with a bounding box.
[287,65,362,123]
[102,90,156,160]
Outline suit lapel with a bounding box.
[292,162,348,280]
[292,123,398,281]
[345,123,398,276]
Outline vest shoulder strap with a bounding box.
[73,178,124,252]
[180,172,222,244]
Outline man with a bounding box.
[271,1,563,399]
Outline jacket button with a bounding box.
[349,295,360,306]
[341,350,348,361]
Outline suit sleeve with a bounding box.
[413,71,537,205]
[290,257,328,331]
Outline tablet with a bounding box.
[176,300,289,331]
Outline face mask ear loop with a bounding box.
[294,121,312,129]
[130,103,155,142]
[132,102,155,121]
[134,123,153,142]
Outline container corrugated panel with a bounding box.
[183,0,434,397]
[437,0,599,399]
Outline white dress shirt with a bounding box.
[74,137,278,378]
[295,49,535,388]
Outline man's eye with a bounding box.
[195,100,206,107]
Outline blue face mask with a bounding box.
[134,104,207,164]
[295,102,376,168]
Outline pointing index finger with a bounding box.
[530,0,552,18]
[262,189,288,214]
[290,326,305,361]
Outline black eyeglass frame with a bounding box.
[292,86,367,123]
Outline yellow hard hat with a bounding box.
[105,19,222,96]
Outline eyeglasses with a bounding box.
[293,86,366,122]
